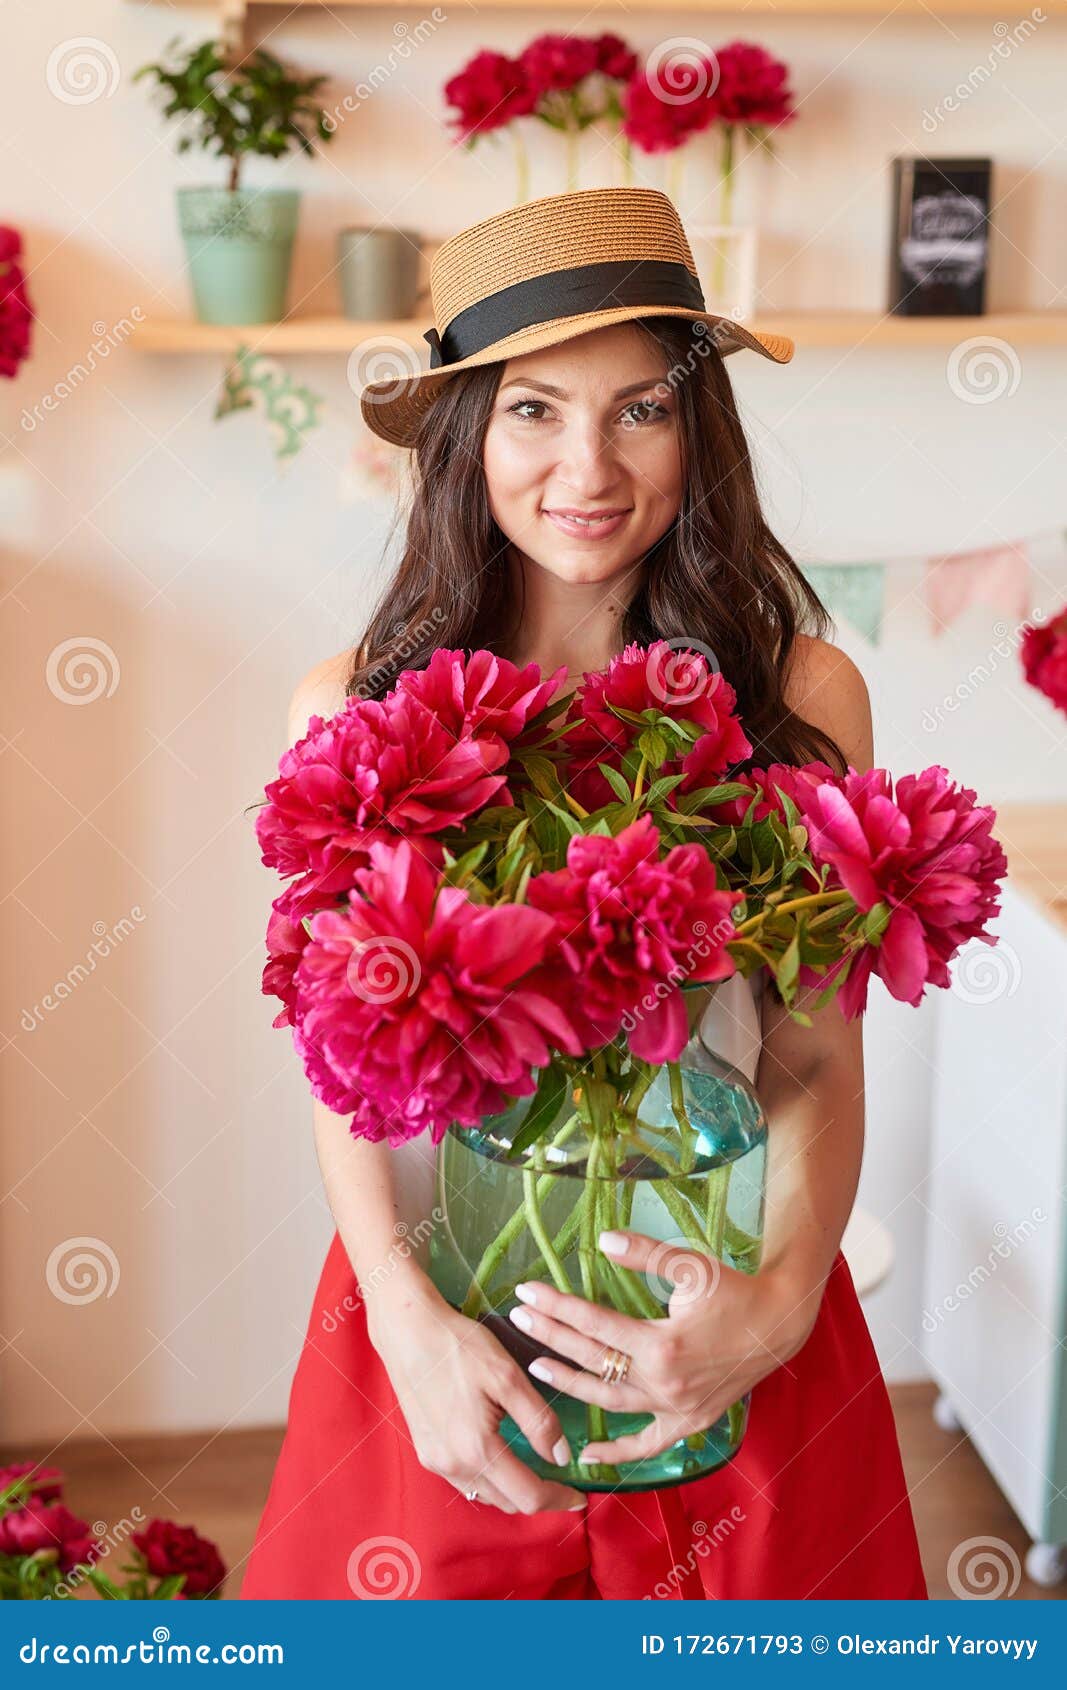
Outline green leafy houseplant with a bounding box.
[135,40,334,325]
[135,39,331,194]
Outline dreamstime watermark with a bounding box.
[947,335,1021,404]
[645,1505,746,1598]
[346,935,421,1004]
[46,37,120,105]
[947,1535,1022,1599]
[920,612,1043,733]
[348,335,422,402]
[46,1237,121,1306]
[921,1207,1045,1334]
[346,1534,422,1598]
[621,914,740,1041]
[45,1508,146,1601]
[645,38,719,106]
[644,1235,721,1308]
[322,1211,445,1330]
[646,637,721,706]
[354,608,448,697]
[949,937,1022,1004]
[322,12,447,131]
[921,10,1046,132]
[20,908,146,1032]
[621,318,742,430]
[21,311,145,432]
[45,636,120,704]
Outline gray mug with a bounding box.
[337,227,422,320]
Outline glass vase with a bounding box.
[428,1030,767,1492]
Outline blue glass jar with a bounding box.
[429,1032,767,1491]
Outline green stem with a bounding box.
[705,1161,732,1256]
[578,1137,609,1452]
[512,124,529,204]
[668,1061,698,1173]
[460,1113,581,1317]
[523,1147,574,1295]
[734,889,852,936]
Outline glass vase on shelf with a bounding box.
[428,988,768,1492]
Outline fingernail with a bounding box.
[514,1283,538,1305]
[509,1307,534,1333]
[568,1502,587,1510]
[529,1359,554,1383]
[578,1449,599,1463]
[552,1437,571,1467]
[598,1230,628,1256]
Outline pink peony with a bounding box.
[711,41,795,131]
[0,1461,64,1504]
[518,34,600,97]
[802,765,1007,1018]
[593,32,638,82]
[292,839,581,1143]
[1021,606,1067,717]
[0,226,33,379]
[565,640,751,807]
[444,50,537,140]
[621,61,717,154]
[398,648,566,742]
[526,815,741,1061]
[132,1519,226,1598]
[255,690,507,886]
[703,760,839,827]
[0,1501,98,1573]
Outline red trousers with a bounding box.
[241,1235,928,1600]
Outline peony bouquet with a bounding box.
[259,641,1005,1139]
[257,642,1006,1482]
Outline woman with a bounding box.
[242,189,927,1600]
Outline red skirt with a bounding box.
[241,1235,928,1600]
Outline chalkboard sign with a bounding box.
[889,157,991,316]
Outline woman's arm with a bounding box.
[753,636,874,1349]
[282,654,585,1514]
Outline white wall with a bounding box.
[2,0,1066,1442]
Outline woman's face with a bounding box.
[481,322,685,588]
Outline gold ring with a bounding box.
[599,1346,632,1386]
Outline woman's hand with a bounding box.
[366,1267,587,1514]
[506,1229,818,1466]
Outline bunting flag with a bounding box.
[924,540,1031,635]
[215,345,324,461]
[801,562,887,647]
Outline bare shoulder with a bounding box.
[782,633,873,771]
[287,647,359,745]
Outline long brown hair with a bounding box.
[345,316,846,774]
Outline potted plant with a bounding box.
[136,38,333,325]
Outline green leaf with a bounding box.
[506,1064,569,1159]
[777,930,801,997]
[543,799,582,839]
[645,773,685,805]
[636,727,669,768]
[597,762,632,802]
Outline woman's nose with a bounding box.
[555,420,622,493]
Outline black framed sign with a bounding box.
[889,157,992,316]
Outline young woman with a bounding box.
[241,189,928,1601]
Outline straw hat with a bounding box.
[359,186,793,448]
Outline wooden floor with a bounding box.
[4,1384,1061,1600]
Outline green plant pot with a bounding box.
[176,187,301,325]
[429,1034,768,1492]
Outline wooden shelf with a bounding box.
[135,312,1067,355]
[130,0,1055,15]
